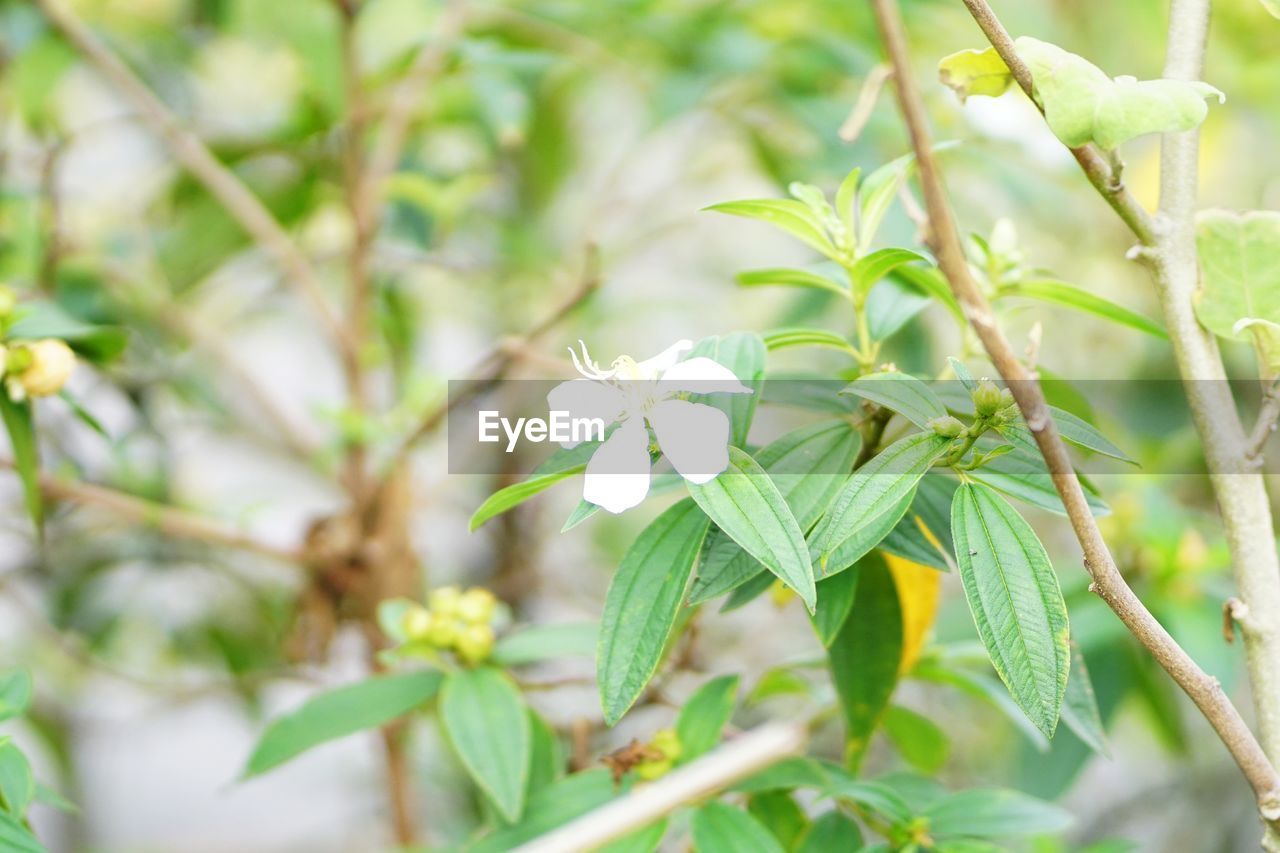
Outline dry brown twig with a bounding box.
[870,0,1280,836]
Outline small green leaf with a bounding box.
[857,153,915,253]
[883,705,949,773]
[686,333,766,448]
[691,802,785,853]
[748,791,809,849]
[811,568,860,647]
[470,466,585,531]
[1195,209,1280,373]
[706,199,837,259]
[598,499,710,725]
[810,432,950,573]
[0,397,42,531]
[676,675,739,761]
[440,667,531,822]
[762,327,857,355]
[850,248,927,299]
[32,783,76,815]
[8,301,127,363]
[1061,643,1110,757]
[688,448,816,611]
[798,811,864,852]
[1004,278,1166,339]
[492,622,597,667]
[243,671,443,777]
[842,372,947,429]
[0,811,44,853]
[951,483,1070,738]
[0,672,33,722]
[736,268,849,298]
[923,788,1072,839]
[938,47,1015,101]
[835,167,862,236]
[0,742,35,819]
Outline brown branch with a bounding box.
[34,0,353,359]
[870,0,1280,831]
[958,0,1156,244]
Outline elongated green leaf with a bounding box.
[0,673,32,722]
[598,499,710,724]
[0,397,41,531]
[828,554,902,769]
[688,448,815,611]
[748,791,808,849]
[969,449,1109,517]
[691,802,785,853]
[883,705,949,773]
[244,671,443,777]
[1195,209,1280,372]
[951,483,1070,738]
[843,372,947,429]
[890,264,964,322]
[469,769,618,852]
[836,167,862,235]
[811,568,860,647]
[706,199,837,258]
[811,432,950,572]
[998,406,1134,464]
[441,667,531,822]
[881,474,958,571]
[8,301,127,363]
[0,742,34,818]
[798,811,864,852]
[762,327,856,354]
[687,333,766,447]
[1006,278,1166,339]
[822,487,916,577]
[923,788,1072,838]
[857,153,915,254]
[1061,643,1109,757]
[689,422,860,604]
[912,659,1050,750]
[0,811,44,853]
[526,709,564,797]
[492,622,597,666]
[470,466,585,531]
[850,248,927,298]
[721,569,776,612]
[676,675,739,761]
[601,819,668,853]
[736,268,849,298]
[866,273,934,341]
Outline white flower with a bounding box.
[547,340,752,514]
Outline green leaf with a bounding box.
[811,568,860,647]
[1061,643,1110,757]
[748,791,809,849]
[686,333,766,447]
[883,705,949,773]
[1015,36,1223,149]
[881,474,958,572]
[0,396,42,532]
[32,783,75,814]
[828,554,902,769]
[890,264,964,323]
[706,199,837,259]
[689,422,860,604]
[762,327,856,355]
[469,466,585,531]
[0,742,34,819]
[7,301,127,363]
[243,671,443,777]
[0,811,44,853]
[923,788,1072,839]
[938,47,1016,100]
[798,811,864,852]
[836,167,862,236]
[525,709,564,799]
[968,448,1109,517]
[676,675,739,761]
[492,622,597,666]
[736,268,849,298]
[600,820,668,853]
[691,802,785,853]
[598,499,711,725]
[821,488,917,578]
[1004,278,1166,339]
[441,667,531,822]
[842,372,947,430]
[0,672,33,722]
[1195,209,1280,372]
[810,432,950,573]
[912,659,1050,750]
[858,152,915,253]
[951,483,1070,738]
[865,274,934,341]
[468,769,618,852]
[997,407,1134,464]
[732,756,840,793]
[688,448,816,611]
[850,248,927,300]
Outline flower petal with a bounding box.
[583,417,652,513]
[634,339,693,378]
[547,379,626,448]
[647,399,731,485]
[658,357,753,395]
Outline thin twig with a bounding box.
[1246,382,1280,462]
[839,63,893,143]
[870,0,1280,831]
[34,0,352,358]
[512,722,806,853]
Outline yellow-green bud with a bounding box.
[456,587,497,625]
[998,388,1016,409]
[455,623,495,664]
[401,605,433,641]
[927,415,965,438]
[428,585,462,619]
[0,286,16,318]
[634,729,682,780]
[633,757,672,781]
[972,380,1003,417]
[426,618,459,648]
[12,339,75,398]
[650,728,682,762]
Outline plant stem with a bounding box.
[870,0,1280,833]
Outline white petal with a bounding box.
[546,380,625,448]
[658,357,753,395]
[634,339,693,378]
[647,399,731,485]
[583,418,652,513]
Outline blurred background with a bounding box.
[1,0,1279,849]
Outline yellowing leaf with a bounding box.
[1195,209,1280,373]
[938,47,1014,101]
[885,551,941,675]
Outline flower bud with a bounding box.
[971,380,1003,417]
[927,415,965,438]
[455,623,495,665]
[426,617,459,648]
[998,388,1015,410]
[0,286,16,319]
[401,605,433,641]
[634,729,682,780]
[12,339,76,398]
[428,585,462,619]
[456,587,497,625]
[650,728,682,762]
